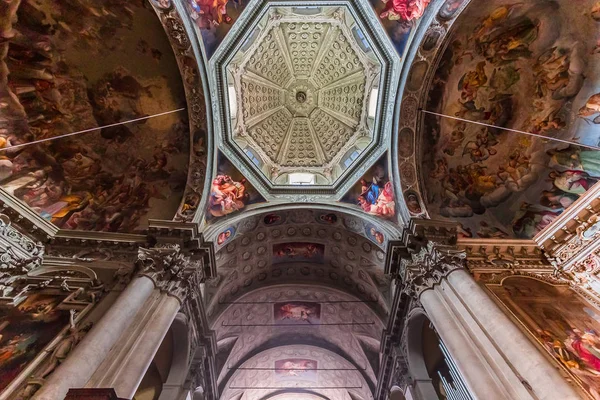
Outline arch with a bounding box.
[211,284,384,395]
[220,345,373,400]
[205,205,402,248]
[158,313,191,400]
[404,309,440,400]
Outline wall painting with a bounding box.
[0,294,70,391]
[423,0,600,239]
[490,277,600,399]
[272,243,325,265]
[274,302,321,325]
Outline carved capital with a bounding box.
[401,241,466,299]
[137,244,205,304]
[391,349,410,388]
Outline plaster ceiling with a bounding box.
[228,10,378,180]
[211,2,400,198]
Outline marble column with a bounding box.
[419,287,509,399]
[86,245,204,398]
[112,292,181,399]
[32,276,155,400]
[402,242,579,400]
[446,269,579,400]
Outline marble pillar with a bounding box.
[32,276,155,400]
[419,287,509,399]
[402,242,579,400]
[112,293,181,399]
[446,269,579,400]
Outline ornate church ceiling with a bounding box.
[228,8,379,182]
[210,2,400,198]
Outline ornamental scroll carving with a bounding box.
[137,244,205,303]
[400,242,466,299]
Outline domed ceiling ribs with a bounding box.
[229,10,378,179]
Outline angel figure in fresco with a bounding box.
[379,0,431,22]
[478,17,539,64]
[209,174,248,217]
[458,61,487,103]
[462,129,498,163]
[471,3,522,44]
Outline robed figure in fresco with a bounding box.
[379,0,432,22]
[208,174,248,217]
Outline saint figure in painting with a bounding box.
[379,0,431,22]
[209,175,248,217]
[188,0,234,26]
[358,179,395,219]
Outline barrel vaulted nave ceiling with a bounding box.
[3,0,600,399]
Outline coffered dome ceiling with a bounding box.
[211,3,400,197]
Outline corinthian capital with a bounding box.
[137,244,205,304]
[401,241,466,299]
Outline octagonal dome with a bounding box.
[210,2,400,199]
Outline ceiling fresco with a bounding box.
[207,152,265,221]
[183,0,248,59]
[182,0,430,61]
[341,154,396,221]
[369,0,429,56]
[0,0,190,232]
[421,0,600,239]
[210,285,383,400]
[206,209,392,318]
[220,344,374,400]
